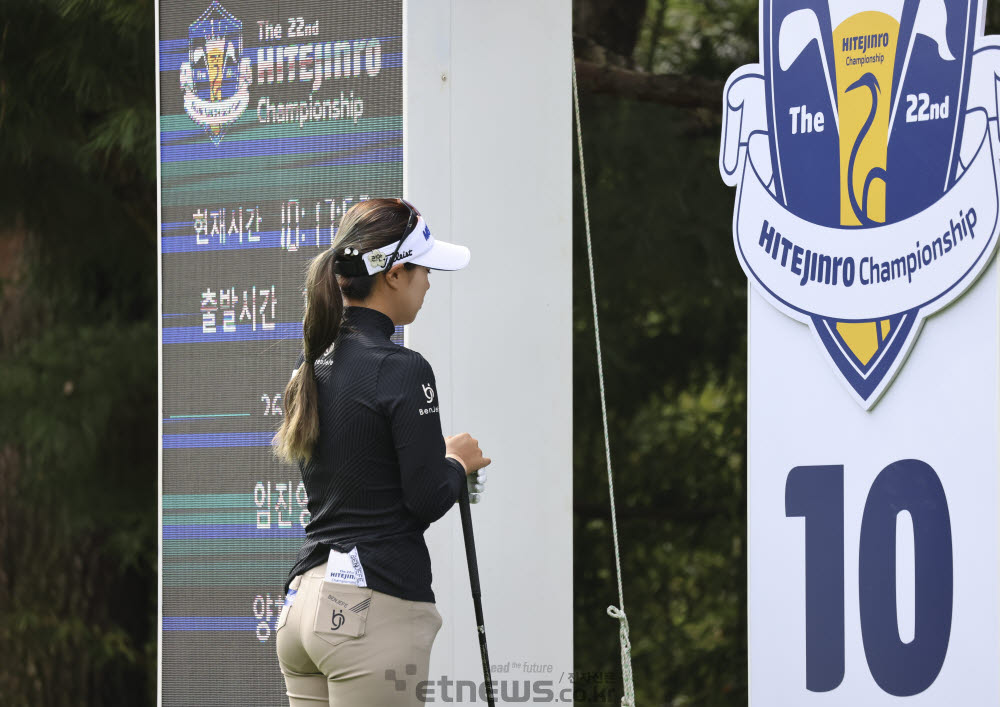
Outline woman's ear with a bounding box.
[381,264,407,292]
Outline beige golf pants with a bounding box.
[275,563,443,706]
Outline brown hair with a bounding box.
[271,198,417,465]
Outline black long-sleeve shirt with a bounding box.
[282,305,466,602]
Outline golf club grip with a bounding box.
[459,481,482,596]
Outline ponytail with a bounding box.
[271,248,344,464]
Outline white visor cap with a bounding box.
[361,215,470,275]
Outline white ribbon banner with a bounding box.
[734,120,999,321]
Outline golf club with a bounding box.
[459,473,496,706]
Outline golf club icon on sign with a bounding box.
[721,0,1000,408]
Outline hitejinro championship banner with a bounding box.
[158,1,401,703]
[721,0,1000,408]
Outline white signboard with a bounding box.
[722,0,1000,702]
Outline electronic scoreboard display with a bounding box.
[157,1,402,702]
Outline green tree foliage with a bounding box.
[0,1,156,704]
[573,3,755,703]
[572,93,748,707]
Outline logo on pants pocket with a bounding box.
[331,609,345,630]
[313,582,372,647]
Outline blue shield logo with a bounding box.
[721,0,1000,407]
[179,2,252,144]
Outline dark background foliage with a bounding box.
[4,0,1000,705]
[0,0,157,704]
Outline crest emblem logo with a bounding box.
[179,2,252,144]
[721,0,1000,408]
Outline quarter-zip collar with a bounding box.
[343,306,396,340]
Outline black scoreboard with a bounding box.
[158,1,402,702]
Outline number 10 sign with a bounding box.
[721,0,1000,703]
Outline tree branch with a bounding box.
[574,58,723,111]
[574,503,734,523]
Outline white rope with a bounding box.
[571,47,637,707]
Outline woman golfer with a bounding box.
[271,198,491,706]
